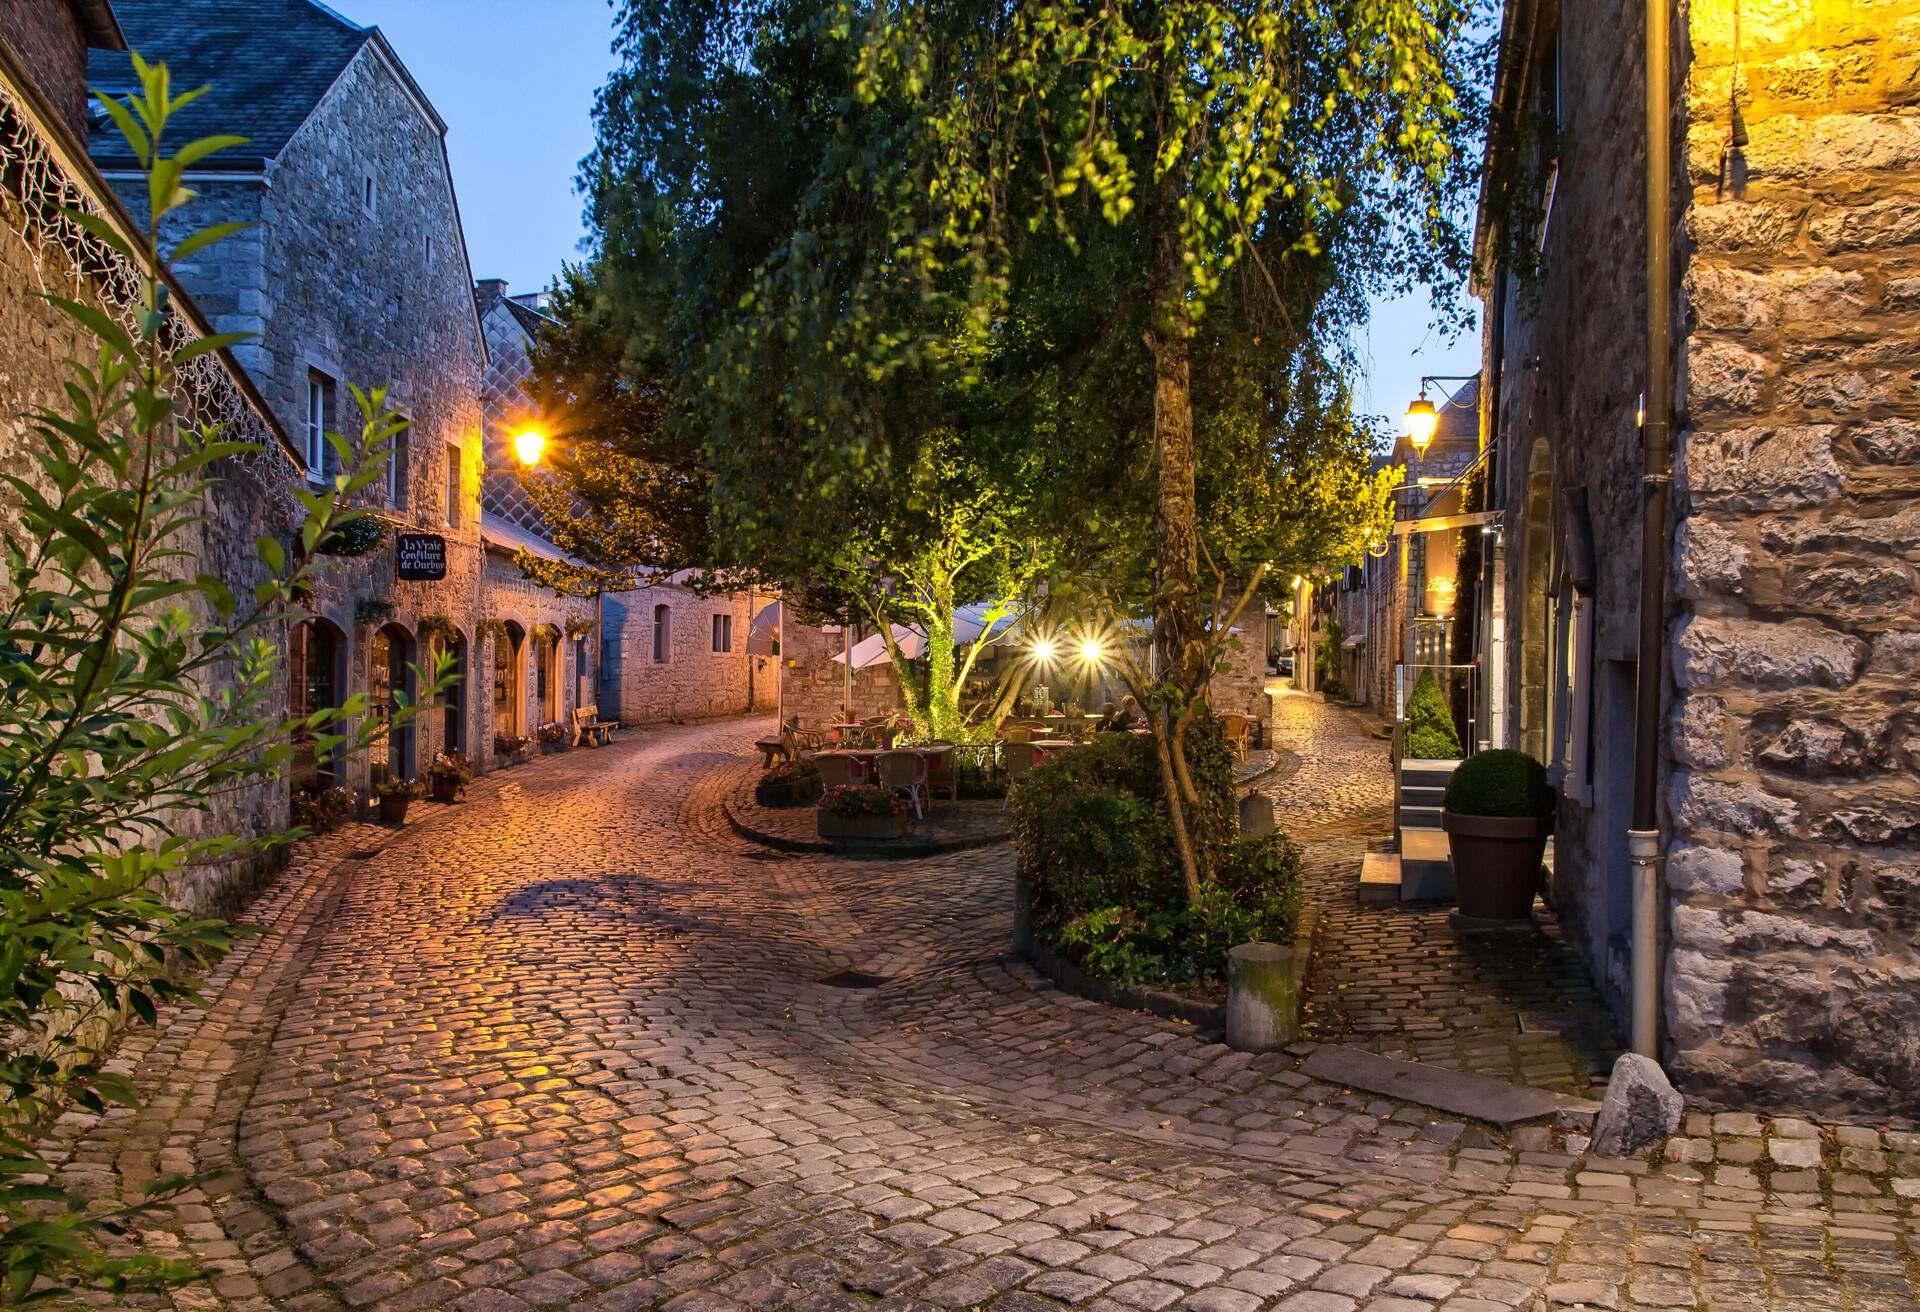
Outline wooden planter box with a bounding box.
[817,810,908,841]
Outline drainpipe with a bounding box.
[1630,0,1674,1062]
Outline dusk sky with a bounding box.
[341,0,1480,440]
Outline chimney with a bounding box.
[475,278,508,302]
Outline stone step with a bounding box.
[1358,852,1400,906]
[1300,1045,1601,1128]
[1400,828,1454,902]
[1400,783,1447,808]
[1398,804,1442,830]
[1399,757,1462,779]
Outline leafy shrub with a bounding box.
[1403,667,1463,759]
[315,515,386,557]
[1011,718,1300,989]
[0,62,445,1302]
[954,751,1007,799]
[1444,748,1554,818]
[372,777,425,801]
[757,757,821,807]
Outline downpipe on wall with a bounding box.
[1630,0,1675,1062]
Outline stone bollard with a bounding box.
[1225,941,1298,1052]
[1238,791,1276,836]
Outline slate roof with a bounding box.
[87,0,372,171]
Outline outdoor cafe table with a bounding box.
[1028,739,1077,758]
[809,744,955,773]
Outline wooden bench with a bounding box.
[571,704,615,748]
[755,737,789,768]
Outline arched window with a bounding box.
[652,604,671,664]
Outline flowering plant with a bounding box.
[493,732,528,755]
[372,777,424,800]
[427,750,475,787]
[819,783,910,818]
[536,721,568,746]
[291,783,355,831]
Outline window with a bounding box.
[444,442,462,528]
[424,234,434,266]
[574,636,590,708]
[362,174,377,215]
[711,613,732,653]
[1551,584,1594,807]
[387,417,410,509]
[652,604,670,664]
[304,369,333,477]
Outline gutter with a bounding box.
[1630,0,1675,1061]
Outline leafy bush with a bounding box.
[1011,719,1300,989]
[0,62,443,1302]
[761,757,819,785]
[954,751,1006,799]
[315,515,385,557]
[1444,748,1554,818]
[1403,667,1463,759]
[1314,615,1347,698]
[372,777,425,801]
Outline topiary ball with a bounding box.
[1443,748,1554,818]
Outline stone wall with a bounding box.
[0,69,295,916]
[133,46,491,791]
[601,585,777,725]
[1487,0,1656,1029]
[0,1,89,138]
[1664,1,1920,1118]
[780,621,904,732]
[1211,609,1271,724]
[480,552,597,751]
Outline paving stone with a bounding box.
[17,715,1913,1312]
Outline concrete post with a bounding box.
[1225,942,1298,1052]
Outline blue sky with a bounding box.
[345,0,1480,438]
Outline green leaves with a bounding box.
[0,57,436,1307]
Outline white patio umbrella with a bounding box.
[830,601,1022,668]
[746,600,781,656]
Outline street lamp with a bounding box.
[512,428,547,467]
[1077,636,1105,664]
[1402,374,1480,459]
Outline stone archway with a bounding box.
[1517,438,1555,761]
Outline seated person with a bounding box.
[1102,696,1142,731]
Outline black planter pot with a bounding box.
[377,794,412,825]
[1442,811,1552,920]
[429,776,461,803]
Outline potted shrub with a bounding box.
[1403,668,1463,759]
[493,732,529,764]
[817,783,910,841]
[756,757,821,808]
[291,783,355,832]
[536,721,568,754]
[427,750,475,803]
[1441,749,1555,921]
[373,777,424,825]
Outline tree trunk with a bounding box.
[923,598,961,740]
[1147,263,1205,700]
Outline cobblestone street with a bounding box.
[45,712,1920,1312]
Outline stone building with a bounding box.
[1476,0,1919,1119]
[92,0,491,791]
[0,5,312,912]
[473,277,777,732]
[473,279,602,756]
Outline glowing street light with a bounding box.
[1403,394,1438,456]
[1077,636,1105,664]
[1032,636,1057,664]
[513,428,547,467]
